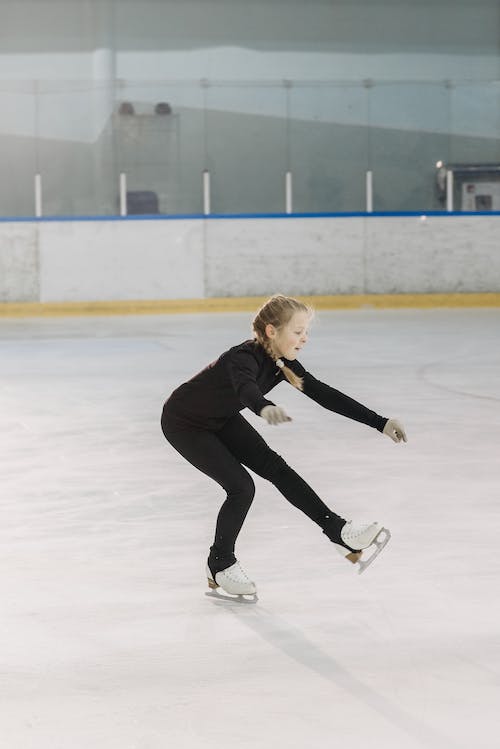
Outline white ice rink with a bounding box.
[1,307,499,749]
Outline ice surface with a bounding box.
[1,308,499,748]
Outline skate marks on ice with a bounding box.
[225,605,468,749]
[417,354,500,404]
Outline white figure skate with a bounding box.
[205,561,258,604]
[334,521,391,574]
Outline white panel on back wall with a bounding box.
[364,216,500,294]
[38,219,204,302]
[205,218,365,297]
[0,52,92,80]
[0,223,39,302]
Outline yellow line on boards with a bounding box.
[1,293,500,318]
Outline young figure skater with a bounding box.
[161,295,406,599]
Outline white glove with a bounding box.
[383,418,407,443]
[260,405,292,426]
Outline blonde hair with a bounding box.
[252,294,313,391]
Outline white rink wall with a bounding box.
[1,215,500,303]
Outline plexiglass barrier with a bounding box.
[1,78,499,217]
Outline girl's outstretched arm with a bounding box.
[289,361,407,441]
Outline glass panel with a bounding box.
[0,81,37,217]
[205,84,287,214]
[2,77,498,219]
[369,82,450,212]
[289,83,368,213]
[113,80,205,215]
[37,80,115,217]
[450,81,500,163]
[448,81,500,211]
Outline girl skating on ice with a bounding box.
[161,295,407,600]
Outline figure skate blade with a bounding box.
[357,527,391,574]
[205,589,258,605]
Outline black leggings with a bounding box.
[162,413,343,573]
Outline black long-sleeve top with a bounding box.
[163,339,388,433]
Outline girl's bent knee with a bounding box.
[233,475,255,505]
[243,476,256,502]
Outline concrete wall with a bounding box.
[1,215,499,303]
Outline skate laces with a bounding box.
[225,561,251,583]
[342,521,373,542]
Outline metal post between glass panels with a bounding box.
[34,174,42,218]
[285,171,292,214]
[446,170,454,212]
[119,173,127,217]
[203,170,211,216]
[366,170,373,213]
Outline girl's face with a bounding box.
[266,311,311,360]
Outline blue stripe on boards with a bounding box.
[1,210,500,223]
